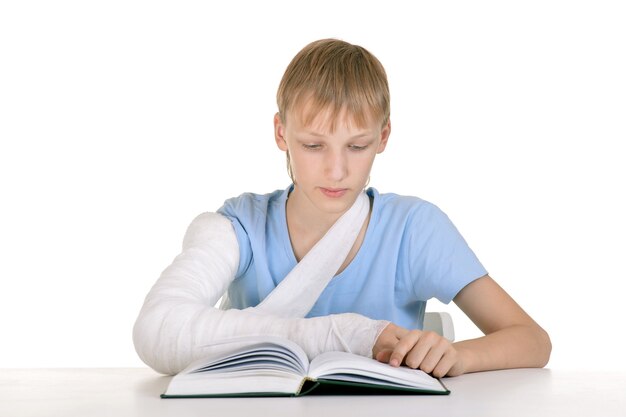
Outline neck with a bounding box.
[286,187,344,235]
[285,185,371,264]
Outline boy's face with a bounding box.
[274,104,390,216]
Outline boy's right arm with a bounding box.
[132,212,388,375]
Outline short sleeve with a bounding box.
[217,199,254,279]
[408,203,487,304]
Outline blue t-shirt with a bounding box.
[217,186,487,330]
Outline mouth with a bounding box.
[319,187,348,198]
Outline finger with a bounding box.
[388,330,422,367]
[403,331,442,369]
[431,349,458,378]
[418,337,451,374]
[375,349,393,363]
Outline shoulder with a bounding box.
[217,188,288,220]
[369,188,447,226]
[369,188,459,252]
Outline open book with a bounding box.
[162,336,449,397]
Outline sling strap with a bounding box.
[254,192,370,318]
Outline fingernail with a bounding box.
[390,359,399,367]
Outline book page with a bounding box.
[163,336,311,397]
[182,335,310,376]
[308,351,446,392]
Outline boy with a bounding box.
[133,39,551,377]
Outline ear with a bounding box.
[274,113,289,151]
[376,118,391,154]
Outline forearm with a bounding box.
[134,295,387,375]
[453,323,552,374]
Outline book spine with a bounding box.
[296,377,320,396]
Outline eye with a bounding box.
[302,143,322,150]
[349,144,368,151]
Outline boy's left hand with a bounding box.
[373,322,466,377]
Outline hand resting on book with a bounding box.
[373,322,465,378]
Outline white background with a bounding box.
[1,1,624,371]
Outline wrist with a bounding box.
[452,341,479,375]
[371,321,393,357]
[330,314,390,358]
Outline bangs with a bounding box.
[277,39,390,132]
[291,89,384,132]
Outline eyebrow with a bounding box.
[301,131,373,140]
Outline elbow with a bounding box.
[132,314,166,375]
[534,325,552,368]
[133,298,217,375]
[132,308,186,376]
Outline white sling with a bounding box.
[248,191,370,318]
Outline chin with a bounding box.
[315,189,359,213]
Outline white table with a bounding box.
[1,368,624,417]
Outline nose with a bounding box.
[324,148,348,182]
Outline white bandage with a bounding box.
[252,192,369,317]
[133,197,389,375]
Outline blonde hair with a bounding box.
[276,39,390,131]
